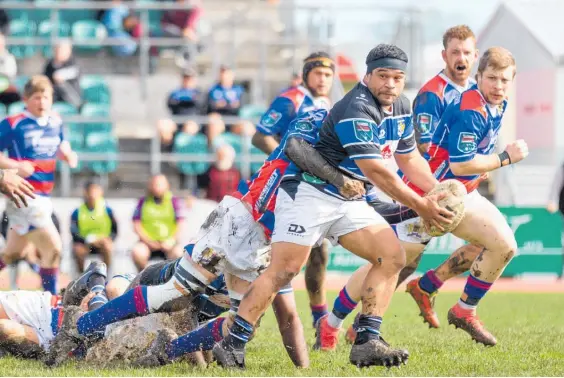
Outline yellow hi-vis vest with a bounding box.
[140,191,177,241]
[77,199,112,239]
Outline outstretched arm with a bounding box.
[271,293,309,368]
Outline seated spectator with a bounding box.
[206,66,244,116]
[197,144,241,203]
[205,112,226,148]
[0,10,8,36]
[158,68,203,148]
[285,72,303,92]
[0,33,20,107]
[70,182,117,274]
[161,0,202,65]
[230,120,255,137]
[101,0,141,57]
[131,174,184,271]
[43,40,83,109]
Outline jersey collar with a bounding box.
[439,71,473,93]
[23,110,50,126]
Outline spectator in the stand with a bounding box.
[161,0,202,65]
[205,112,226,147]
[197,144,241,203]
[547,161,564,217]
[230,119,255,137]
[158,68,203,148]
[43,40,83,109]
[131,174,184,271]
[0,33,20,107]
[286,72,303,92]
[70,182,117,274]
[101,0,141,57]
[206,65,244,116]
[0,10,8,36]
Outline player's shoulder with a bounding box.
[339,83,379,122]
[3,112,28,129]
[278,86,309,109]
[459,88,488,120]
[417,73,448,100]
[393,94,412,116]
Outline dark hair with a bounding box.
[84,181,101,191]
[365,44,408,65]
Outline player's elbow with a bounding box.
[449,162,469,176]
[284,137,301,161]
[251,131,265,149]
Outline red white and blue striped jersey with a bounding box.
[235,109,328,238]
[408,86,507,194]
[412,72,474,144]
[0,111,65,195]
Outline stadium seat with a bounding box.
[84,131,118,174]
[8,102,26,115]
[239,104,267,123]
[38,20,71,57]
[31,0,61,24]
[72,20,108,53]
[52,102,78,116]
[5,0,29,22]
[0,104,7,118]
[80,76,111,105]
[81,104,112,134]
[13,76,29,93]
[173,133,210,175]
[213,133,262,172]
[8,19,37,59]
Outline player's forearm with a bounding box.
[450,154,501,176]
[272,304,309,367]
[58,141,74,161]
[0,155,21,170]
[395,151,438,193]
[358,160,424,210]
[285,137,349,189]
[251,132,279,154]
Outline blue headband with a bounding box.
[366,58,407,74]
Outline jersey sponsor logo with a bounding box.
[457,132,477,154]
[301,172,325,185]
[397,118,406,137]
[417,113,432,134]
[294,120,314,132]
[353,120,373,142]
[261,110,282,127]
[255,169,280,213]
[288,224,306,235]
[381,145,393,159]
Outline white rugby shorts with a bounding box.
[0,290,55,349]
[272,182,387,246]
[5,195,55,235]
[190,196,271,282]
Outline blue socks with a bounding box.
[39,267,58,294]
[166,317,225,360]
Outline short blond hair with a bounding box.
[442,25,476,49]
[477,47,516,77]
[23,75,53,99]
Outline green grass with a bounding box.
[1,291,564,376]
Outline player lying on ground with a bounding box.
[213,44,457,370]
[0,75,78,295]
[0,262,107,359]
[253,51,337,327]
[46,106,365,368]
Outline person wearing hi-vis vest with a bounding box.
[131,174,184,271]
[70,182,118,274]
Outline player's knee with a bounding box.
[0,321,15,340]
[274,262,301,287]
[370,245,406,273]
[105,278,126,300]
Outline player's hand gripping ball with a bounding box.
[423,179,467,237]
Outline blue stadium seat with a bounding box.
[8,102,26,115]
[52,102,78,116]
[81,103,112,134]
[72,20,108,53]
[38,20,71,58]
[84,131,118,174]
[13,76,28,93]
[8,19,37,59]
[80,76,111,104]
[173,133,210,175]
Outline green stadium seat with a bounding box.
[8,20,37,59]
[38,20,71,58]
[213,132,242,152]
[8,102,26,115]
[81,103,112,134]
[173,133,210,175]
[6,1,29,22]
[31,0,61,24]
[84,131,118,174]
[13,76,29,93]
[52,102,78,116]
[80,76,111,104]
[239,104,267,123]
[72,20,108,53]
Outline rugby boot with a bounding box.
[345,313,360,344]
[133,328,177,367]
[405,278,440,328]
[313,314,339,351]
[212,339,246,369]
[44,306,87,367]
[447,304,497,346]
[350,336,409,368]
[63,261,107,306]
